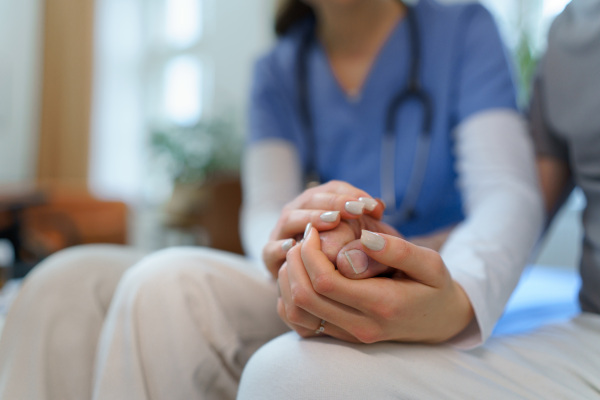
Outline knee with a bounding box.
[8,244,140,322]
[120,247,211,286]
[239,333,331,398]
[115,247,241,306]
[239,333,449,399]
[20,244,133,297]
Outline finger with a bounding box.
[279,246,359,341]
[277,261,319,335]
[276,292,360,341]
[277,296,360,341]
[263,238,296,279]
[273,209,342,240]
[277,293,315,337]
[311,319,361,342]
[270,181,384,242]
[319,220,360,263]
[335,239,391,279]
[288,228,364,327]
[293,186,384,220]
[333,214,404,279]
[301,226,406,314]
[359,230,448,287]
[364,197,386,220]
[308,192,385,220]
[361,216,403,237]
[297,226,370,319]
[316,181,385,219]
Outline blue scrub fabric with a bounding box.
[247,0,518,237]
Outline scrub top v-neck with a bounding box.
[247,0,518,237]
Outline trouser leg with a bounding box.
[239,314,600,399]
[0,244,145,400]
[92,246,288,400]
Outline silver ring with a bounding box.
[315,319,326,335]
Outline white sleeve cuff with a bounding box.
[240,139,303,272]
[442,109,544,349]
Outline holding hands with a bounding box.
[266,181,474,344]
[262,180,388,279]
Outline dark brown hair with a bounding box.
[275,0,315,37]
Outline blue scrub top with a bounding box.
[247,0,518,237]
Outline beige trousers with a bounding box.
[0,244,287,400]
[239,315,600,399]
[1,244,599,399]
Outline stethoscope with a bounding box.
[296,4,434,225]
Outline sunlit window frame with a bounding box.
[143,0,209,128]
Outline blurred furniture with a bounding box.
[0,184,128,282]
[162,174,244,255]
[0,187,46,284]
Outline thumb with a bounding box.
[359,230,448,287]
[336,240,391,279]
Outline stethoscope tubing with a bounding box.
[297,4,434,225]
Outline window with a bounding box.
[90,0,274,204]
[146,0,207,126]
[480,0,571,106]
[482,0,570,54]
[90,0,210,204]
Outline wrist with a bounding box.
[438,281,475,343]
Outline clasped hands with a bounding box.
[264,181,474,344]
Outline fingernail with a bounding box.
[361,230,385,251]
[281,239,295,252]
[358,197,377,211]
[320,211,339,223]
[344,250,368,274]
[345,201,365,215]
[304,222,312,240]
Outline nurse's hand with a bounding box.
[277,226,474,343]
[319,216,401,279]
[263,180,385,279]
[329,219,455,279]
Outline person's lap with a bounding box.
[0,244,146,400]
[3,246,597,399]
[239,313,600,399]
[0,244,285,400]
[239,266,597,399]
[89,245,288,400]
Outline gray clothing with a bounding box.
[530,0,600,314]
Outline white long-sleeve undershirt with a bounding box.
[444,109,543,348]
[240,139,303,272]
[240,109,544,347]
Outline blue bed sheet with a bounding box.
[493,264,581,336]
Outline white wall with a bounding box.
[534,190,584,268]
[0,0,43,184]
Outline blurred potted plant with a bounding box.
[151,116,243,233]
[514,1,539,110]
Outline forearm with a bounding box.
[442,109,544,349]
[240,139,303,269]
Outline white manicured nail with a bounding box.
[344,250,368,274]
[361,230,385,251]
[304,222,312,240]
[345,201,365,215]
[281,239,295,252]
[358,197,378,211]
[320,211,339,223]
